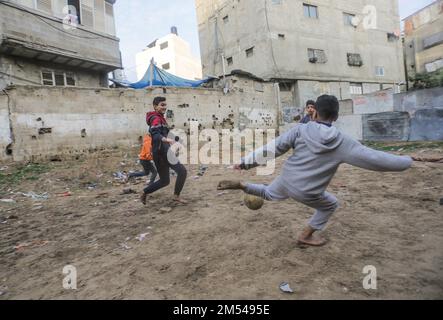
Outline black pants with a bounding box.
[143,155,187,196]
[128,160,157,185]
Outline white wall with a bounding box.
[136,34,202,81]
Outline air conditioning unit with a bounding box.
[309,57,318,63]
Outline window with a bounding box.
[308,48,327,63]
[272,0,282,4]
[226,57,233,66]
[246,47,254,58]
[36,0,52,14]
[347,53,363,67]
[41,71,76,87]
[278,34,285,39]
[105,1,116,35]
[54,72,65,86]
[279,82,292,91]
[350,83,363,95]
[303,4,318,19]
[423,31,443,49]
[68,0,81,24]
[223,15,229,23]
[343,13,355,27]
[375,66,385,77]
[160,42,169,50]
[42,71,54,86]
[80,0,94,28]
[66,73,76,86]
[162,63,170,70]
[387,32,400,42]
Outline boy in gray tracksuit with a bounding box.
[218,95,413,247]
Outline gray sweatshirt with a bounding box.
[242,122,413,196]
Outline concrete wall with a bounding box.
[1,77,278,162]
[352,89,394,114]
[0,55,107,88]
[362,112,410,141]
[196,0,405,85]
[335,115,363,140]
[0,93,12,161]
[294,80,351,107]
[394,86,443,114]
[410,108,443,141]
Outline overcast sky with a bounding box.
[115,0,437,81]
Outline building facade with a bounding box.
[0,0,122,89]
[195,0,405,108]
[403,0,443,86]
[136,28,203,81]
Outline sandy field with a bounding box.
[0,142,442,299]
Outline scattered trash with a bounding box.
[125,237,131,241]
[0,199,16,204]
[122,188,137,195]
[0,166,8,171]
[0,291,5,296]
[87,184,98,190]
[160,207,172,214]
[440,198,443,206]
[19,192,49,200]
[14,240,50,251]
[96,193,109,199]
[217,191,228,196]
[7,215,18,220]
[197,165,208,176]
[32,206,44,211]
[57,192,72,197]
[113,172,127,180]
[279,282,294,294]
[136,233,150,242]
[192,176,200,180]
[120,243,131,250]
[342,287,349,294]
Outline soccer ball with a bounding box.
[244,194,264,211]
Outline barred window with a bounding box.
[347,53,363,67]
[308,48,327,63]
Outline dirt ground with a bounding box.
[0,142,442,300]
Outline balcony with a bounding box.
[0,1,122,73]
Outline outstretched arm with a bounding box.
[343,140,413,172]
[239,126,299,170]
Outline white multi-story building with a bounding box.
[136,27,203,81]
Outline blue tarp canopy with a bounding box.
[110,63,214,89]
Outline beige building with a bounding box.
[195,0,405,108]
[136,28,203,81]
[0,0,122,89]
[403,0,443,83]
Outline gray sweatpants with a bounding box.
[245,176,339,231]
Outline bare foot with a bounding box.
[217,180,244,190]
[173,196,188,205]
[140,192,147,205]
[297,235,327,247]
